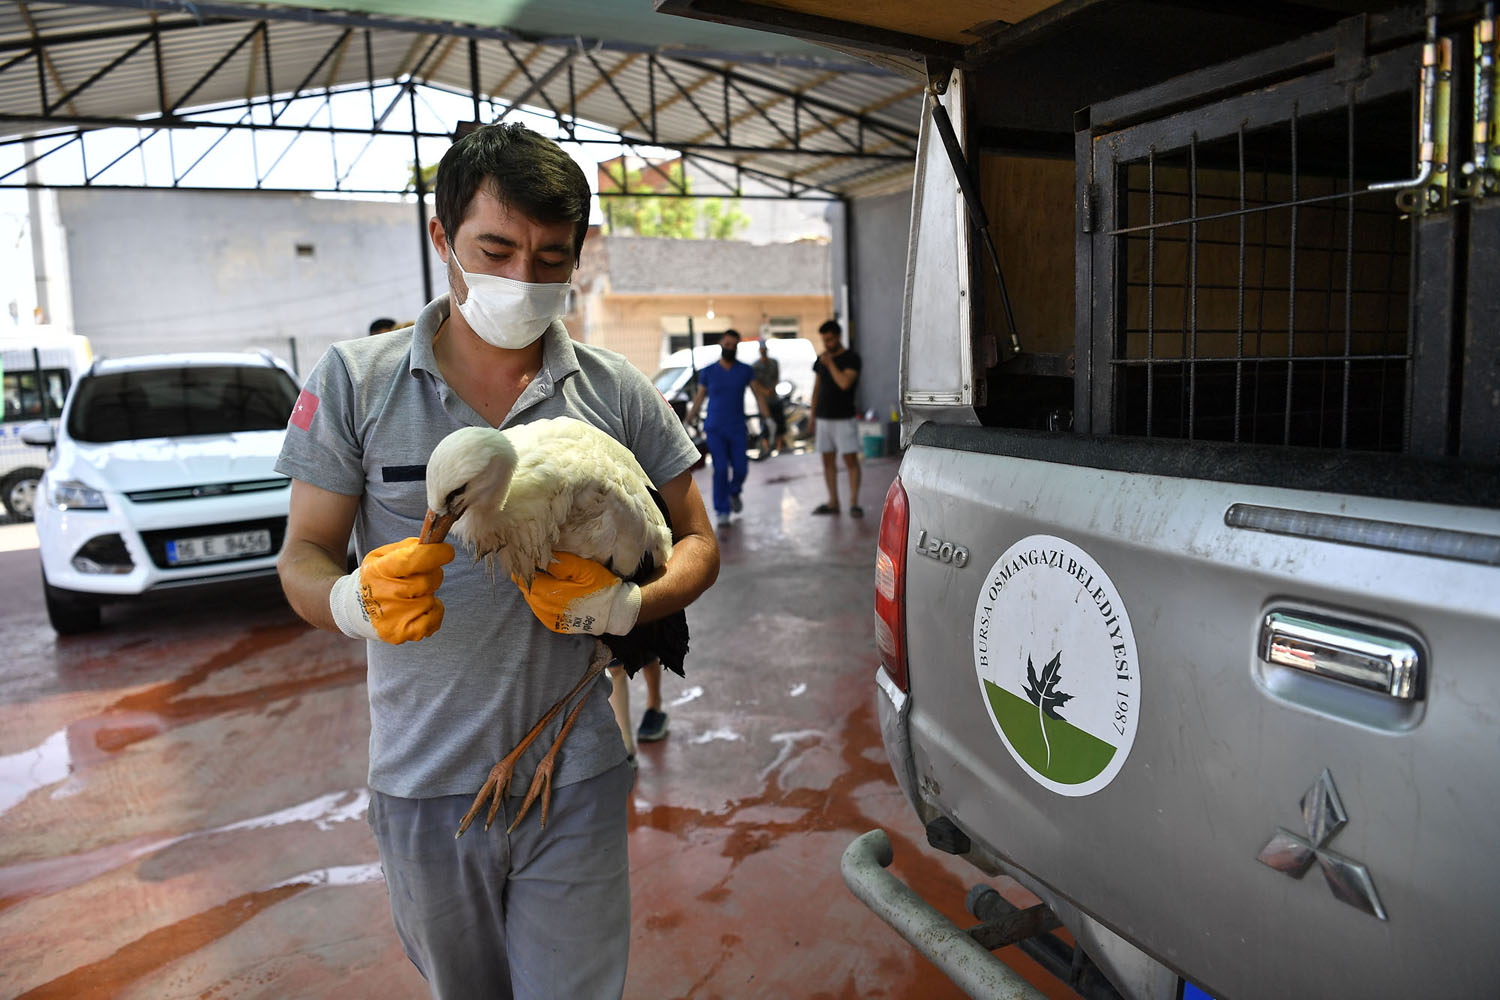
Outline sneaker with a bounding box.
[850,505,864,518]
[730,493,743,513]
[637,708,670,743]
[812,502,839,515]
[717,512,732,528]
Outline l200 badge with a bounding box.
[915,529,970,568]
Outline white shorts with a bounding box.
[815,417,861,455]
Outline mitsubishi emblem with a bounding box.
[1257,769,1386,920]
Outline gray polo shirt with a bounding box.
[276,295,699,799]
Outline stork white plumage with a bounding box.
[420,416,688,836]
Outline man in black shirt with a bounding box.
[809,319,863,517]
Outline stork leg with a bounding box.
[454,645,611,838]
[506,659,606,833]
[454,691,572,839]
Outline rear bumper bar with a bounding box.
[841,828,1046,1000]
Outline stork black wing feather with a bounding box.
[603,613,688,678]
[604,486,689,678]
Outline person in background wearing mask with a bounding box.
[274,123,719,999]
[685,329,769,529]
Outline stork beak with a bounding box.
[420,508,458,545]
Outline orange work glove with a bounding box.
[513,551,642,637]
[329,537,455,644]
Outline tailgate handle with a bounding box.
[1260,611,1422,700]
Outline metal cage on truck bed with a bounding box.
[1075,9,1498,460]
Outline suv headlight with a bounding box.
[51,480,107,511]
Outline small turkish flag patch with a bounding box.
[289,388,319,431]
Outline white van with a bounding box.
[1,329,93,519]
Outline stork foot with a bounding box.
[454,650,612,838]
[508,659,606,833]
[456,753,523,838]
[508,752,556,833]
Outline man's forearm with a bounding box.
[637,531,718,624]
[752,383,771,418]
[278,539,349,633]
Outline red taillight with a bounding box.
[874,475,909,692]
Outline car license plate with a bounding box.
[166,529,272,565]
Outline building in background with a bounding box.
[567,229,831,375]
[47,188,442,374]
[33,186,831,382]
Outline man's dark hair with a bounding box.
[368,317,397,335]
[818,319,842,337]
[434,123,591,263]
[722,329,741,342]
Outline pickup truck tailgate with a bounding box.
[898,429,1500,999]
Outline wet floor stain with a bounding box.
[620,691,1069,999]
[0,625,365,822]
[0,788,372,911]
[89,625,355,755]
[665,694,981,991]
[0,831,171,913]
[14,883,311,1000]
[0,453,1074,999]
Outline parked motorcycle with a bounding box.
[747,380,810,461]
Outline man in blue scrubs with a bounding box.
[686,329,768,528]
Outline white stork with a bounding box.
[419,416,689,836]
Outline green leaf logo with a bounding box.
[973,536,1138,796]
[1022,651,1072,767]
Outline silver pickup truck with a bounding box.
[663,2,1500,997]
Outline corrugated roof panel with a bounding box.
[156,22,267,114]
[568,54,658,141]
[0,66,44,119]
[37,39,163,122]
[0,2,147,45]
[256,21,361,89]
[1,6,922,196]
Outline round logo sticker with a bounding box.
[972,535,1139,796]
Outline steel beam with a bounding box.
[71,0,890,73]
[2,5,913,201]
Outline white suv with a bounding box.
[22,352,300,634]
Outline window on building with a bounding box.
[661,314,729,364]
[760,316,800,339]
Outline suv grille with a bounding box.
[126,477,290,503]
[138,516,287,570]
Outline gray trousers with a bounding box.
[368,761,633,1000]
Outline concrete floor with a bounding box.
[0,448,1076,1000]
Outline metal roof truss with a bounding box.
[0,1,923,198]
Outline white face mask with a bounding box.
[448,243,571,350]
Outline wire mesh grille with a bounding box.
[1109,92,1413,450]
